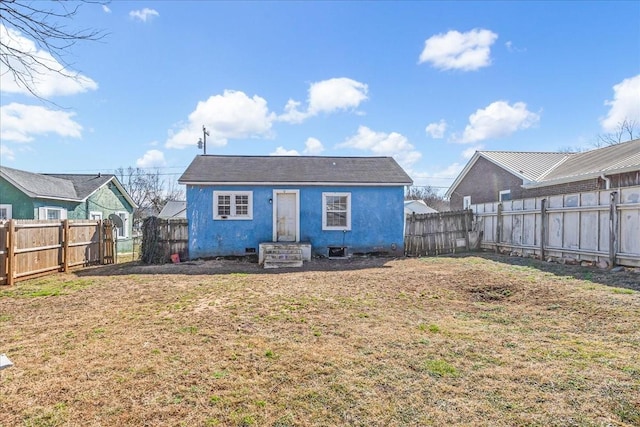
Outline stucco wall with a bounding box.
[186,185,406,259]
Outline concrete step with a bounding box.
[263,259,304,269]
[265,249,303,255]
[259,243,309,268]
[264,254,302,261]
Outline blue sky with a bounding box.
[1,1,639,192]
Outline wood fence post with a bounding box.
[62,219,70,272]
[7,220,15,286]
[495,203,503,253]
[540,198,547,261]
[98,220,104,264]
[464,209,470,251]
[609,191,618,267]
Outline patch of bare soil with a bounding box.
[76,255,397,277]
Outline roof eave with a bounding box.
[522,164,639,189]
[444,152,481,199]
[178,180,413,187]
[108,177,139,209]
[0,171,39,199]
[34,195,83,203]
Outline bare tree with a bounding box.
[116,167,185,228]
[0,0,106,99]
[405,186,450,212]
[597,118,637,146]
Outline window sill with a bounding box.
[214,216,253,221]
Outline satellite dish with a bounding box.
[108,213,123,228]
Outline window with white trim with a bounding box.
[322,192,351,231]
[499,190,512,202]
[116,211,129,238]
[39,207,67,220]
[213,191,253,220]
[463,196,471,209]
[0,204,12,220]
[90,211,103,220]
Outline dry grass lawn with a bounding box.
[0,254,639,426]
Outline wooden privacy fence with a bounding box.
[141,217,189,264]
[472,186,640,267]
[0,219,115,286]
[404,210,480,256]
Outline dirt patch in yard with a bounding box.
[1,254,638,426]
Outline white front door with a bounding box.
[274,190,299,242]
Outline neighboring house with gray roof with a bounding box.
[445,139,640,210]
[0,166,137,252]
[178,155,413,260]
[158,200,186,219]
[404,199,438,215]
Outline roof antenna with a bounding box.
[198,125,210,155]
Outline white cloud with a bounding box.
[600,74,640,132]
[129,8,159,22]
[102,5,111,13]
[308,78,368,115]
[278,99,308,124]
[0,103,83,142]
[0,145,15,162]
[136,149,166,168]
[0,24,98,98]
[278,78,368,123]
[505,41,526,53]
[303,137,324,155]
[458,101,540,143]
[338,125,422,168]
[462,145,483,159]
[165,90,275,149]
[419,28,498,71]
[425,119,447,138]
[270,146,300,156]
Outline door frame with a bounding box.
[272,189,300,242]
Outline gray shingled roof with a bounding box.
[179,155,413,185]
[1,166,79,200]
[158,200,186,219]
[45,173,115,200]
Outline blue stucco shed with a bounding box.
[178,155,413,260]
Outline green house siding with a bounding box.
[0,177,135,253]
[32,199,81,219]
[0,177,36,218]
[88,185,136,253]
